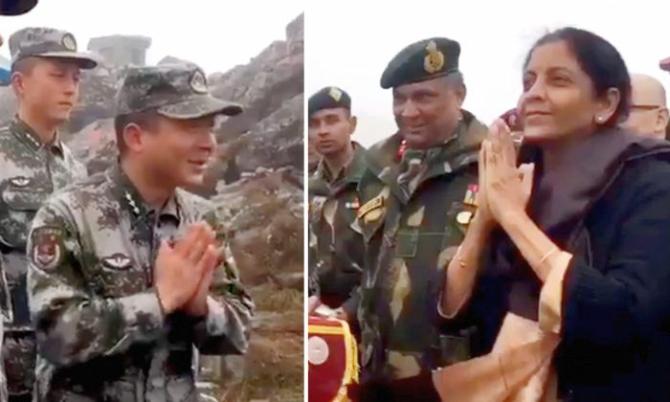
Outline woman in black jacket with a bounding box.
[438,27,670,402]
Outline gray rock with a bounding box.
[87,35,152,67]
[212,13,304,173]
[0,86,16,125]
[158,56,197,68]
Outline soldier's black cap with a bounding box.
[0,0,37,16]
[380,37,461,89]
[308,86,351,117]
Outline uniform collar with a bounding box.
[362,110,487,204]
[315,142,367,186]
[10,115,64,156]
[109,163,181,222]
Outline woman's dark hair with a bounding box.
[524,27,631,127]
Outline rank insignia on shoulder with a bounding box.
[363,207,384,224]
[463,184,479,206]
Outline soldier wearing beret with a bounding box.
[0,27,95,401]
[348,37,488,401]
[26,64,254,401]
[307,87,367,315]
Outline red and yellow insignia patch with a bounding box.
[31,227,64,271]
[463,184,479,206]
[396,139,407,161]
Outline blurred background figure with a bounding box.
[621,73,669,139]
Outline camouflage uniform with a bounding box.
[355,111,486,384]
[0,27,96,400]
[26,64,252,401]
[308,142,367,308]
[0,320,7,402]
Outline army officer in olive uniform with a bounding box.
[351,37,487,401]
[308,87,367,314]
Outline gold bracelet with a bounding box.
[539,246,559,265]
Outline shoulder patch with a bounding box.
[357,194,384,219]
[30,226,65,271]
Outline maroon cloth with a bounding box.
[308,317,357,402]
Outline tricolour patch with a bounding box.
[463,184,478,206]
[345,197,360,210]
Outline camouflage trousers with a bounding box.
[2,331,35,400]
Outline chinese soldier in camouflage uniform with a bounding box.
[307,87,367,314]
[352,38,487,401]
[27,64,254,401]
[0,27,95,401]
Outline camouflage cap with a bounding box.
[8,27,97,69]
[380,37,461,89]
[116,64,243,119]
[308,86,351,117]
[0,0,37,16]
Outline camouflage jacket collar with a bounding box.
[315,142,368,195]
[107,164,182,223]
[365,110,487,203]
[10,115,64,156]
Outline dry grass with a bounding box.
[250,285,303,312]
[212,285,303,402]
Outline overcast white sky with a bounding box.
[0,0,303,73]
[306,0,670,146]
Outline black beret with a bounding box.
[0,0,37,15]
[380,37,461,89]
[308,86,351,117]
